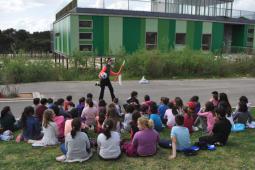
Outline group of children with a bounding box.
[0,91,253,162]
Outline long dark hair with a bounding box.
[175,97,183,109]
[71,118,81,139]
[205,101,215,116]
[103,119,114,140]
[168,102,178,116]
[219,93,232,116]
[1,106,11,118]
[20,106,35,128]
[98,108,106,125]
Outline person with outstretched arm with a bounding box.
[98,58,119,101]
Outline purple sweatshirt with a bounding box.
[132,129,159,156]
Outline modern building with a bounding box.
[53,0,255,57]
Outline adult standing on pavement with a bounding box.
[98,58,119,101]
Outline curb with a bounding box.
[0,92,42,102]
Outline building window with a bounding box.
[202,34,212,51]
[248,29,254,34]
[146,32,157,49]
[79,33,92,40]
[176,33,186,45]
[79,20,92,28]
[80,45,93,51]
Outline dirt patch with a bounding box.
[18,93,33,98]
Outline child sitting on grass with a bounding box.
[29,109,59,147]
[233,101,253,125]
[131,116,159,157]
[81,98,98,129]
[17,106,42,142]
[189,96,201,115]
[199,106,232,146]
[113,98,123,117]
[107,104,122,133]
[140,104,149,118]
[0,106,16,132]
[164,102,178,129]
[197,101,216,134]
[158,97,169,123]
[51,104,65,140]
[183,102,195,134]
[210,91,219,107]
[123,104,134,131]
[64,95,72,111]
[235,96,252,112]
[97,119,121,160]
[130,111,141,140]
[149,102,163,132]
[169,115,191,159]
[76,97,85,117]
[95,107,106,134]
[56,118,92,162]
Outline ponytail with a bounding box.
[138,116,154,129]
[71,118,81,139]
[148,119,154,129]
[103,119,114,140]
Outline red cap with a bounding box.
[186,102,196,110]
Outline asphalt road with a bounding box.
[1,78,254,118]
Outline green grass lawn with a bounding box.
[1,110,255,170]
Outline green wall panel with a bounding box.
[109,17,123,55]
[93,16,109,56]
[176,20,187,33]
[79,16,92,20]
[203,22,212,34]
[123,17,145,53]
[79,28,93,32]
[70,15,79,54]
[211,22,224,52]
[79,40,93,45]
[158,19,176,51]
[232,24,247,47]
[253,25,255,48]
[104,17,109,55]
[63,18,67,54]
[146,18,158,32]
[186,21,202,50]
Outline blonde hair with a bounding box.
[138,116,154,129]
[42,109,54,128]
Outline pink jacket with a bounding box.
[53,115,65,138]
[198,111,216,134]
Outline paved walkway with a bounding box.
[1,78,255,118]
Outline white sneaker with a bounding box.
[56,155,66,162]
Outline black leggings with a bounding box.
[99,78,115,101]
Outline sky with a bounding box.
[0,0,254,33]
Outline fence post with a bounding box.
[66,58,69,70]
[100,57,103,69]
[59,54,61,64]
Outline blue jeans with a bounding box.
[60,143,67,155]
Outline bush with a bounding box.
[124,49,255,79]
[1,58,58,84]
[0,49,254,84]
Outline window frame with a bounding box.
[202,34,212,51]
[175,33,186,45]
[79,32,93,41]
[80,44,93,52]
[79,20,93,29]
[146,32,158,50]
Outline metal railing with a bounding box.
[76,0,255,20]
